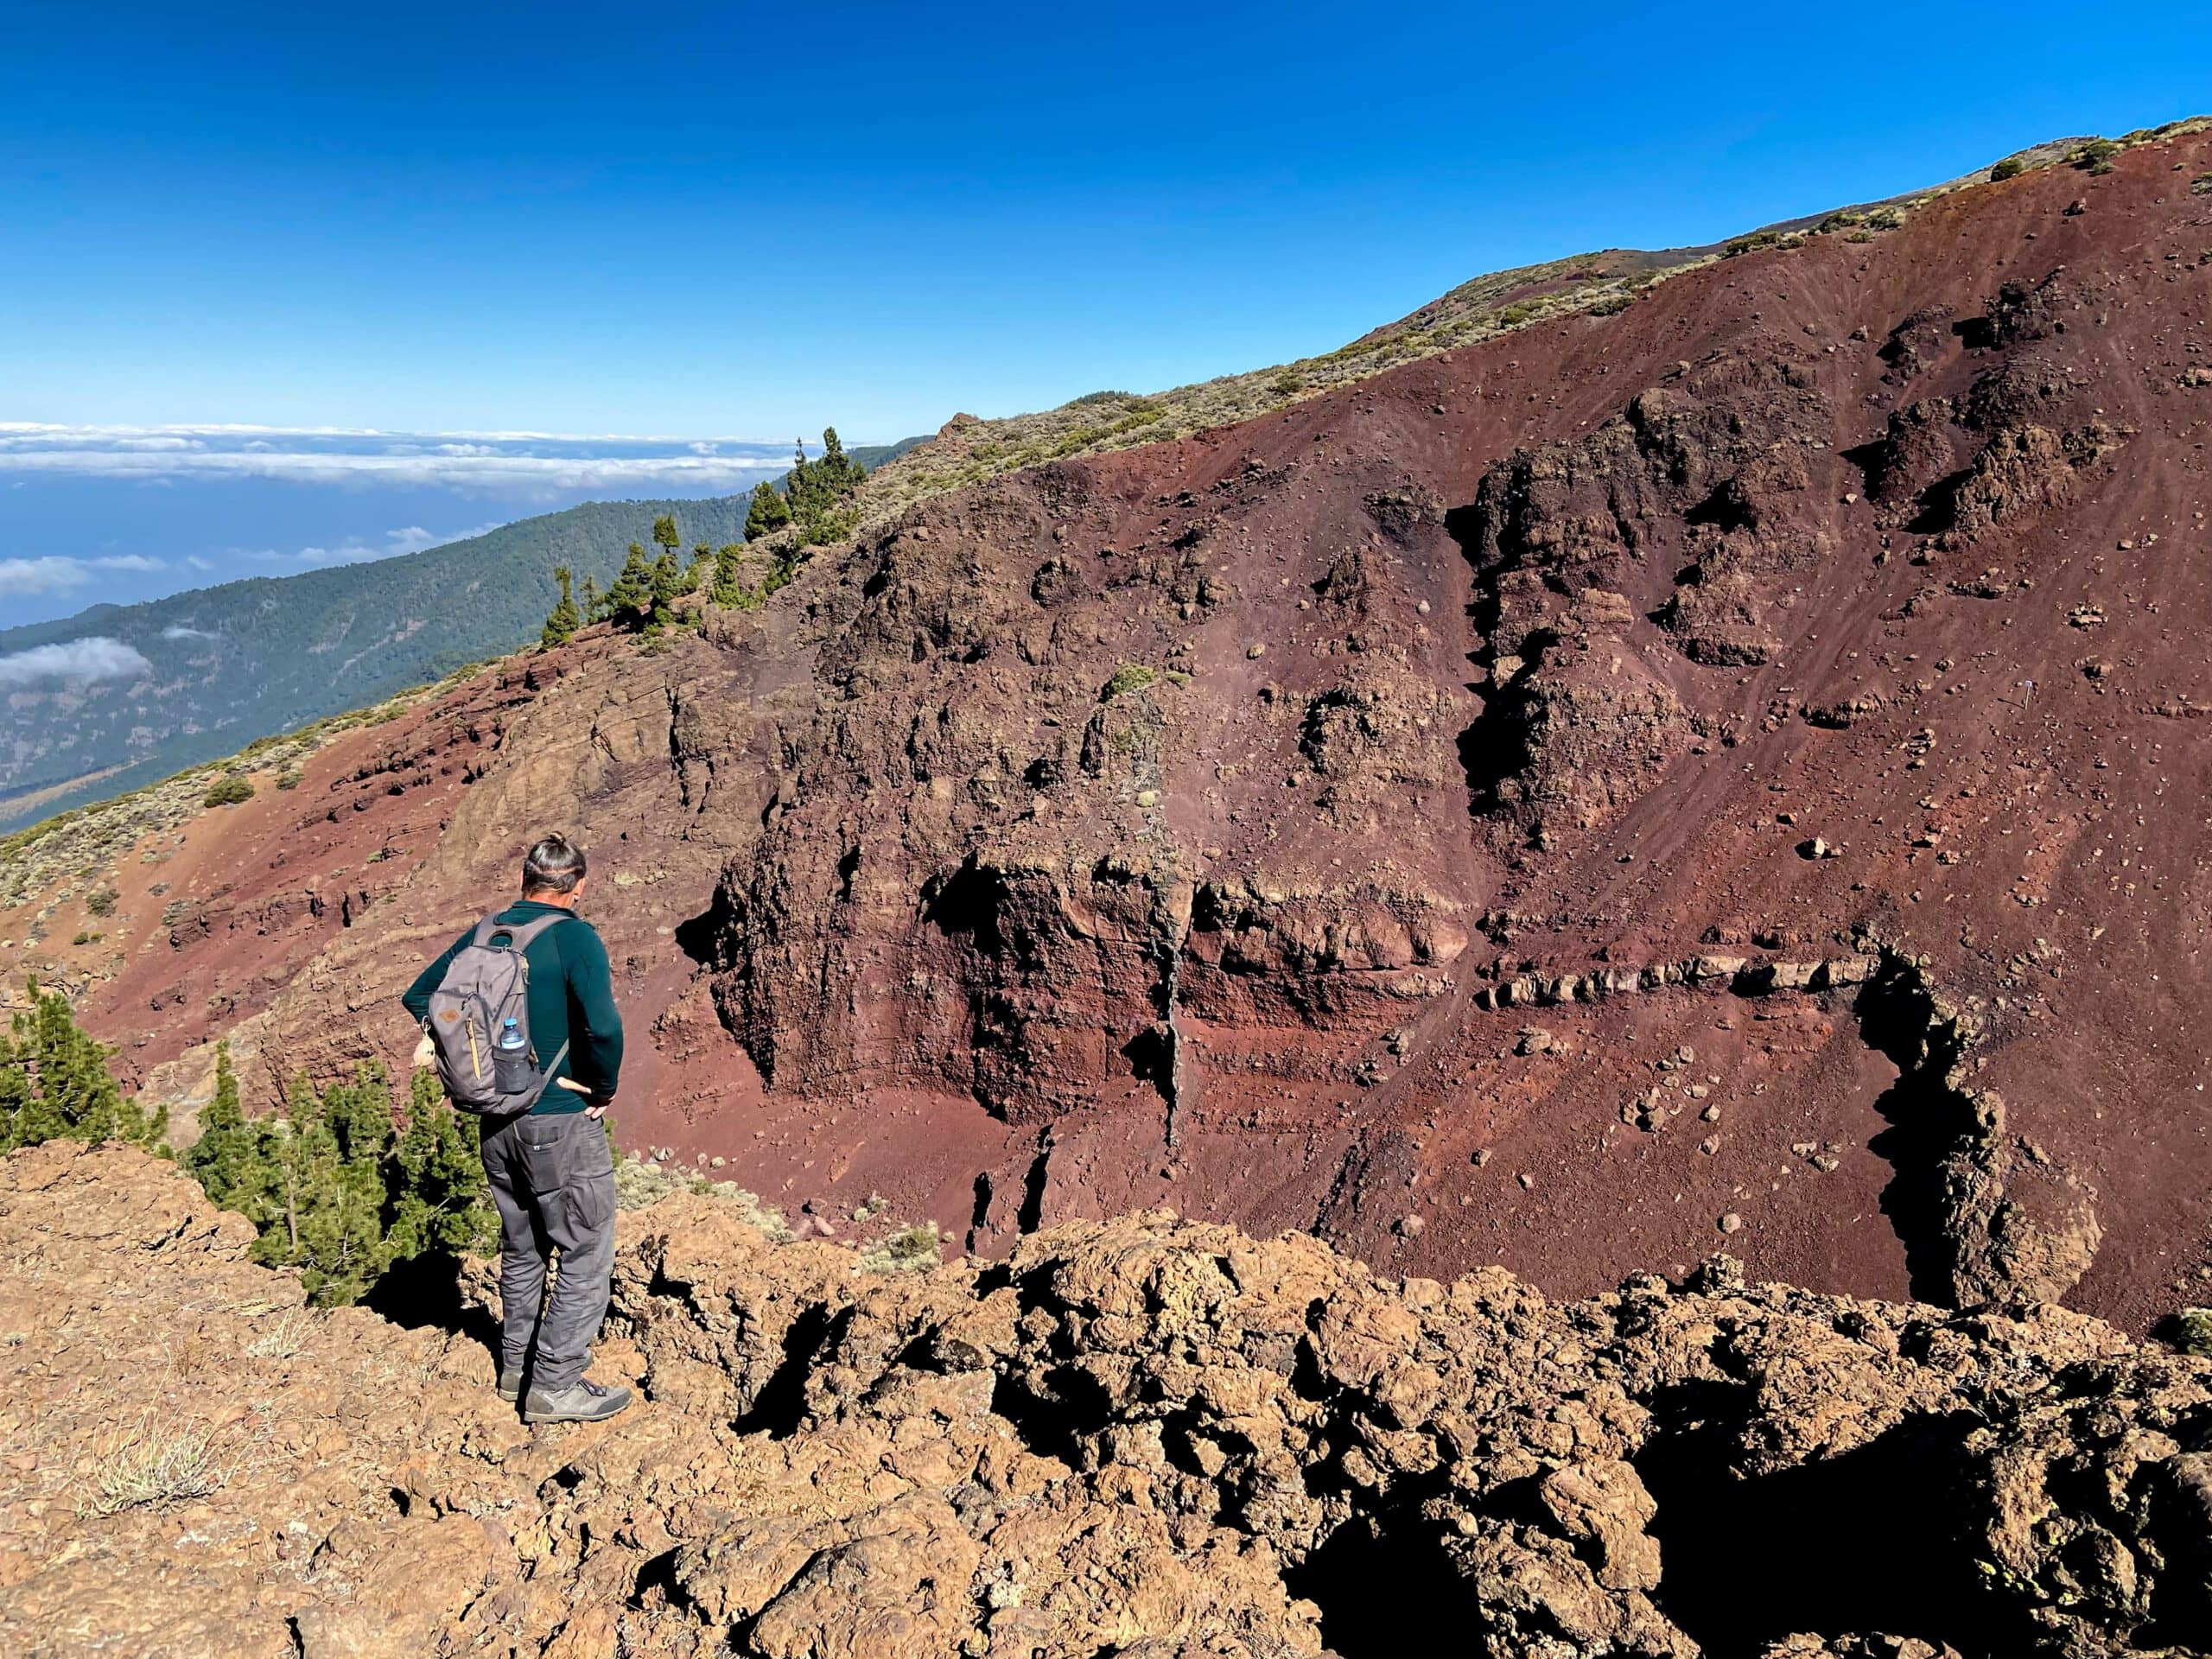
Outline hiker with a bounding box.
[402,833,632,1424]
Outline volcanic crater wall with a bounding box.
[20,128,2212,1335]
[677,129,2212,1328]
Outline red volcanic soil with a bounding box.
[15,130,2212,1334]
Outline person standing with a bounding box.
[403,833,632,1424]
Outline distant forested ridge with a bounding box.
[0,438,924,830]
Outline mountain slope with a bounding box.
[0,495,749,827]
[9,124,2212,1344]
[0,440,925,831]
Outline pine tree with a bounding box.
[579,573,603,623]
[26,979,120,1141]
[309,1089,392,1306]
[321,1063,394,1164]
[744,479,791,541]
[709,543,753,609]
[250,1067,393,1306]
[652,512,683,559]
[182,1040,256,1208]
[786,428,867,548]
[540,565,582,649]
[0,978,162,1150]
[647,549,685,632]
[602,543,655,630]
[684,544,714,595]
[385,1069,498,1260]
[297,1128,388,1306]
[0,1022,35,1153]
[251,1076,321,1272]
[4,998,505,1309]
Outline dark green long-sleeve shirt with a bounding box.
[402,901,624,1115]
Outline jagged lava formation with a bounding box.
[11,128,2212,1336]
[11,1141,2212,1658]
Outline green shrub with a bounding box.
[859,1222,943,1273]
[2070,138,2120,173]
[2193,174,2212,197]
[84,886,118,918]
[1588,293,1634,316]
[1724,229,1785,257]
[1496,300,1541,327]
[1989,156,2025,182]
[1101,664,1158,701]
[202,775,254,808]
[71,931,101,946]
[2164,1306,2212,1357]
[274,769,302,791]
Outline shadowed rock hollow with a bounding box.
[9,1142,2212,1658]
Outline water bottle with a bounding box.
[498,1018,526,1055]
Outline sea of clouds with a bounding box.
[0,423,801,493]
[0,424,810,622]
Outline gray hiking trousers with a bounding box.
[480,1109,617,1394]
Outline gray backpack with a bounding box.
[423,912,572,1116]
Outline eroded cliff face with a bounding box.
[8,1143,2212,1659]
[10,128,2212,1332]
[682,128,2212,1327]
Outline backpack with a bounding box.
[422,912,573,1116]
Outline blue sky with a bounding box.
[0,2,2205,622]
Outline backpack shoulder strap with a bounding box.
[501,912,575,951]
[469,912,511,948]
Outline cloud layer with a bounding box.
[239,523,506,568]
[0,424,801,497]
[0,553,168,596]
[0,637,153,687]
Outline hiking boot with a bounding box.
[522,1377,633,1425]
[496,1370,522,1404]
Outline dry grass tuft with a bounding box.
[613,1154,793,1242]
[80,1412,228,1516]
[244,1306,315,1360]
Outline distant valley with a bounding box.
[0,441,919,830]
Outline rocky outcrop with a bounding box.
[1852,948,2101,1307]
[9,1142,2212,1658]
[1460,357,1837,846]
